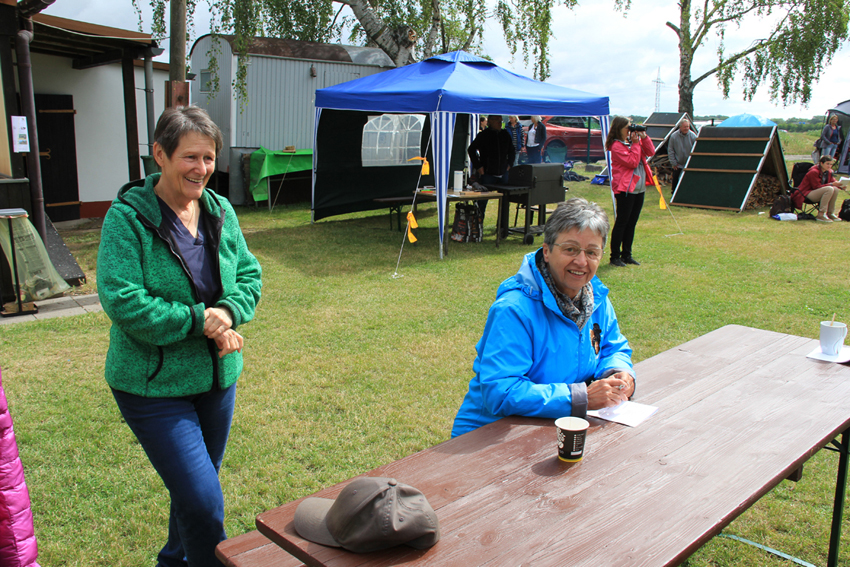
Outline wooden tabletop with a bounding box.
[254,325,850,566]
[416,190,503,200]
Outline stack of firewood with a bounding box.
[745,174,784,210]
[649,164,673,186]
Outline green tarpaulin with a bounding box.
[249,147,312,201]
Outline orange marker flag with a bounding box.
[652,175,668,210]
[407,157,430,175]
[407,211,418,243]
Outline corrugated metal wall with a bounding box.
[190,36,391,203]
[233,57,374,151]
[191,35,234,170]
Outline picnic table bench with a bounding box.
[218,325,850,566]
[216,530,305,567]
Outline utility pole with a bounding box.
[166,0,189,107]
[653,68,664,113]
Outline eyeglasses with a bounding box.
[551,243,603,261]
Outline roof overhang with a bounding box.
[28,13,161,69]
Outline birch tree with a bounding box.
[616,0,850,115]
[134,0,576,98]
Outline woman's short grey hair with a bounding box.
[154,106,224,158]
[544,197,610,248]
[532,115,542,123]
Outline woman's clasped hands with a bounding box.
[204,307,243,358]
[587,371,634,410]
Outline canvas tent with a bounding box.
[312,51,610,256]
[670,126,788,211]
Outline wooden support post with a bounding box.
[165,81,190,108]
[121,54,141,180]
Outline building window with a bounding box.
[199,70,212,93]
[361,114,425,167]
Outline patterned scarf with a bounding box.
[535,249,594,330]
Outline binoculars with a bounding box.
[628,124,647,132]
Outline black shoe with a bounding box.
[623,256,640,266]
[610,258,627,267]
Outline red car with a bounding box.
[518,116,605,164]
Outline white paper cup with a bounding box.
[555,417,589,462]
[820,321,847,356]
[453,171,463,191]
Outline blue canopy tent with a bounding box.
[312,51,610,257]
[717,114,777,127]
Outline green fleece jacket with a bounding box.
[97,174,262,397]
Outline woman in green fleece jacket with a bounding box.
[97,106,262,567]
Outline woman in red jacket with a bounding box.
[606,116,655,266]
[793,156,845,222]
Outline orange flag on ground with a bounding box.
[652,175,668,210]
[407,211,418,243]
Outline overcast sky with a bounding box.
[42,0,850,121]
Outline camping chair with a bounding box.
[789,161,819,217]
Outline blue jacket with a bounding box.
[451,250,634,437]
[505,122,524,152]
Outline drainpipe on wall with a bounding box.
[14,17,46,242]
[144,53,155,155]
[16,0,56,241]
[143,47,164,155]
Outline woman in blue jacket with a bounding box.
[452,198,635,437]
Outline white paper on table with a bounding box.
[587,401,658,427]
[806,345,850,363]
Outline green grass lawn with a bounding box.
[778,129,821,156]
[2,163,849,566]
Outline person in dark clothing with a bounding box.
[468,115,514,184]
[467,115,515,218]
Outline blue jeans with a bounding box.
[824,143,838,159]
[112,385,236,567]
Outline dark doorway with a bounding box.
[34,94,80,221]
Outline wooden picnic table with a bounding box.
[220,325,850,566]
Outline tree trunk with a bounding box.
[678,67,694,117]
[674,0,694,116]
[169,0,186,81]
[423,0,441,58]
[343,0,409,65]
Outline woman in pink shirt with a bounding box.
[605,116,655,267]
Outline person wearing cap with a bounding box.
[451,197,635,438]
